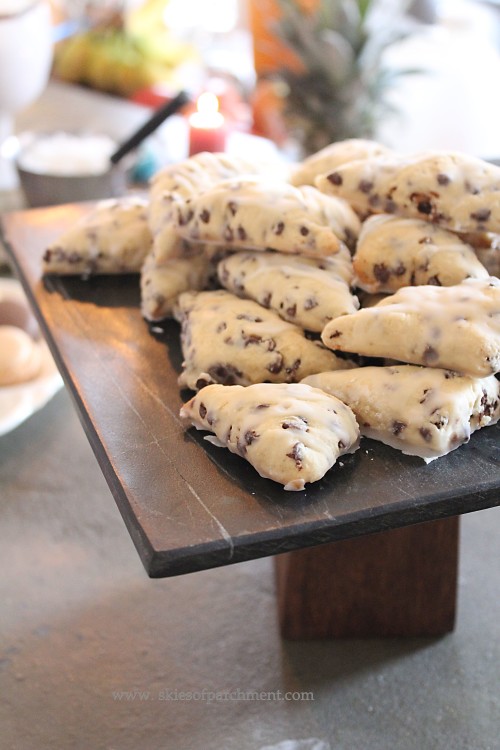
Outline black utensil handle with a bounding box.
[110,90,191,165]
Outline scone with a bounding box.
[180,382,360,490]
[140,250,213,322]
[174,177,361,258]
[149,152,276,262]
[353,214,489,293]
[303,365,500,462]
[316,151,500,233]
[290,138,391,187]
[174,289,353,391]
[217,247,358,332]
[321,277,500,377]
[42,196,152,276]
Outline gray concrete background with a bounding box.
[1,388,499,750]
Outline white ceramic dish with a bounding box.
[0,277,63,436]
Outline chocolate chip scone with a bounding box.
[174,177,361,258]
[149,152,277,262]
[303,365,500,462]
[174,290,353,391]
[321,277,500,377]
[317,151,500,233]
[353,214,489,293]
[140,250,213,322]
[217,247,358,333]
[290,138,391,187]
[180,382,360,490]
[42,197,152,276]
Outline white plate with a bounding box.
[0,277,63,437]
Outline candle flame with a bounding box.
[196,92,220,116]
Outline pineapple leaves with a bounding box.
[271,0,425,154]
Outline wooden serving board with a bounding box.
[2,204,499,578]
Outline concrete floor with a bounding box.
[1,387,499,750]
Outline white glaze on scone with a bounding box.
[290,138,391,187]
[303,365,500,462]
[217,247,358,332]
[180,382,360,490]
[321,277,500,377]
[316,151,500,233]
[353,214,489,293]
[174,177,360,258]
[42,197,152,276]
[174,290,353,391]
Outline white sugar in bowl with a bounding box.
[15,131,130,207]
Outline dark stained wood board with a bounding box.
[2,204,499,578]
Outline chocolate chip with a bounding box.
[419,427,432,442]
[236,313,262,322]
[427,275,441,286]
[392,420,407,435]
[328,172,343,186]
[199,403,207,419]
[417,200,433,215]
[470,208,491,222]
[244,430,259,445]
[207,363,243,384]
[237,225,247,241]
[286,304,297,318]
[267,355,283,374]
[227,201,238,216]
[384,199,397,213]
[274,221,285,235]
[261,292,272,308]
[437,173,450,185]
[285,359,301,376]
[178,208,194,226]
[282,417,308,431]
[200,209,210,223]
[224,226,234,242]
[419,388,430,404]
[423,345,439,364]
[255,403,270,410]
[480,391,497,417]
[358,179,373,193]
[216,321,227,333]
[432,415,447,429]
[300,226,310,236]
[286,441,304,469]
[243,333,263,346]
[328,330,342,339]
[304,297,318,310]
[195,376,211,390]
[373,263,390,284]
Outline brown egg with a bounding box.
[0,298,39,339]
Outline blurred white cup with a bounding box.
[0,0,53,190]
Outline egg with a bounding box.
[0,297,39,339]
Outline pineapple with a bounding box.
[268,0,419,155]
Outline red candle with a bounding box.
[188,92,227,156]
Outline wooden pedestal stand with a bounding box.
[275,517,459,639]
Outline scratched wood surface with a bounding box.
[2,205,500,578]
